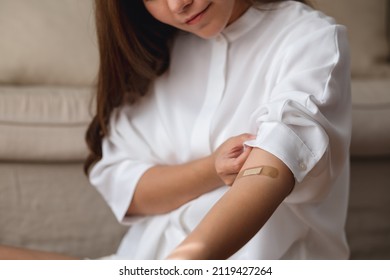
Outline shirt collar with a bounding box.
[221,6,264,42]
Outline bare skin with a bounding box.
[143,0,251,39]
[0,245,78,260]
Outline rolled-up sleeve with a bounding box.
[246,25,351,200]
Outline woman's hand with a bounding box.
[213,133,255,186]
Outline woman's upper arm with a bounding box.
[238,147,295,193]
[167,147,295,260]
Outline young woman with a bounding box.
[0,0,351,260]
[84,0,351,260]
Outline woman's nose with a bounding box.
[167,0,193,13]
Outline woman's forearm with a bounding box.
[127,155,223,216]
[167,148,295,260]
[127,133,254,216]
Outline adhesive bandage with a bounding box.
[237,166,279,180]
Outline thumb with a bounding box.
[235,145,253,166]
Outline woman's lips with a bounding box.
[185,4,211,25]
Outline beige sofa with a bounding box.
[0,0,389,259]
[0,0,127,259]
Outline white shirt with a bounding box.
[90,1,351,259]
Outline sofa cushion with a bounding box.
[0,162,127,258]
[351,80,390,156]
[0,0,98,86]
[316,0,390,78]
[0,86,94,161]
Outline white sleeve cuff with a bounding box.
[245,121,327,183]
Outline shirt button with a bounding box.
[299,162,307,171]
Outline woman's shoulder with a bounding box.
[252,1,345,45]
[254,1,339,30]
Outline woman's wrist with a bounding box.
[204,154,225,188]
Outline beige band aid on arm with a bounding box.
[237,166,279,180]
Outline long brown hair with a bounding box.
[84,0,176,173]
[84,0,311,174]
